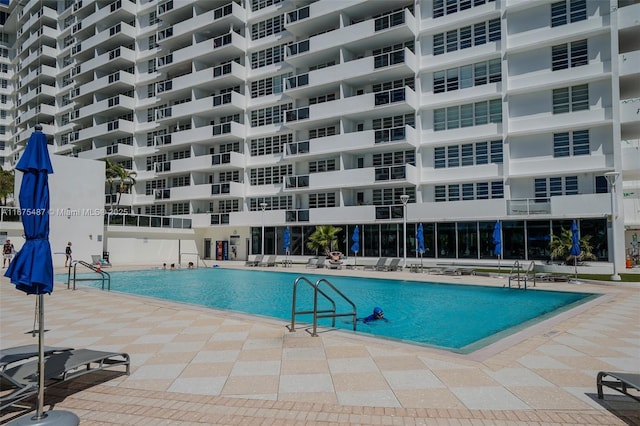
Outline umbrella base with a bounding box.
[7,410,79,426]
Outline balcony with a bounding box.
[507,194,610,217]
[285,126,416,157]
[285,8,416,68]
[285,48,416,98]
[509,108,611,136]
[284,164,418,192]
[285,87,417,129]
[619,50,640,78]
[77,143,134,161]
[507,15,607,53]
[508,62,610,95]
[620,98,640,126]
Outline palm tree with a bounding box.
[0,165,14,206]
[104,160,137,209]
[549,228,596,264]
[306,225,342,257]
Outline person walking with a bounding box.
[3,239,15,268]
[64,241,73,267]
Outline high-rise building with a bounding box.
[1,0,638,273]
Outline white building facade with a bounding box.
[1,0,638,271]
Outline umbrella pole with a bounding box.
[36,294,45,419]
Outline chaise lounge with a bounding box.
[597,371,640,401]
[1,348,130,411]
[245,254,263,267]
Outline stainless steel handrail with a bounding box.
[68,260,110,291]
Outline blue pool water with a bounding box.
[60,268,595,353]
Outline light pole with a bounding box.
[400,194,409,269]
[604,172,621,281]
[260,202,267,255]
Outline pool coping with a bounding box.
[62,266,613,363]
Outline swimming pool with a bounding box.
[61,268,596,353]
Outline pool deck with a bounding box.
[1,263,639,425]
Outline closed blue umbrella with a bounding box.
[570,220,581,279]
[283,226,291,253]
[4,126,79,424]
[493,221,502,274]
[282,227,291,267]
[350,226,360,268]
[416,223,425,271]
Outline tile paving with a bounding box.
[1,264,639,425]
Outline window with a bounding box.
[434,181,503,201]
[309,159,336,173]
[535,176,578,198]
[251,44,287,69]
[551,0,587,27]
[595,176,608,193]
[552,39,587,70]
[434,99,502,130]
[553,84,588,114]
[433,0,495,18]
[309,193,337,208]
[309,126,336,139]
[171,203,189,215]
[251,0,284,11]
[434,58,501,93]
[251,73,289,98]
[553,130,589,157]
[372,188,415,206]
[250,103,292,127]
[250,197,291,212]
[433,18,501,55]
[250,134,291,156]
[250,165,292,185]
[251,15,285,40]
[434,140,502,168]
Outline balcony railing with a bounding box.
[375,205,404,220]
[211,153,231,165]
[374,88,406,106]
[211,183,231,194]
[155,161,171,172]
[286,39,310,57]
[284,175,310,189]
[106,213,192,229]
[212,123,232,135]
[286,73,309,90]
[212,93,232,106]
[155,134,171,146]
[213,62,232,78]
[157,80,172,93]
[374,165,406,181]
[212,3,232,20]
[210,213,230,224]
[374,126,406,144]
[374,9,405,31]
[286,6,309,24]
[286,140,310,155]
[373,49,405,69]
[286,209,309,222]
[155,189,170,199]
[285,107,309,122]
[157,26,173,41]
[213,33,232,49]
[158,0,173,15]
[508,198,551,215]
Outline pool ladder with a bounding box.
[288,276,357,337]
[507,260,536,290]
[67,260,111,291]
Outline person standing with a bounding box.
[64,241,73,267]
[3,239,14,268]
